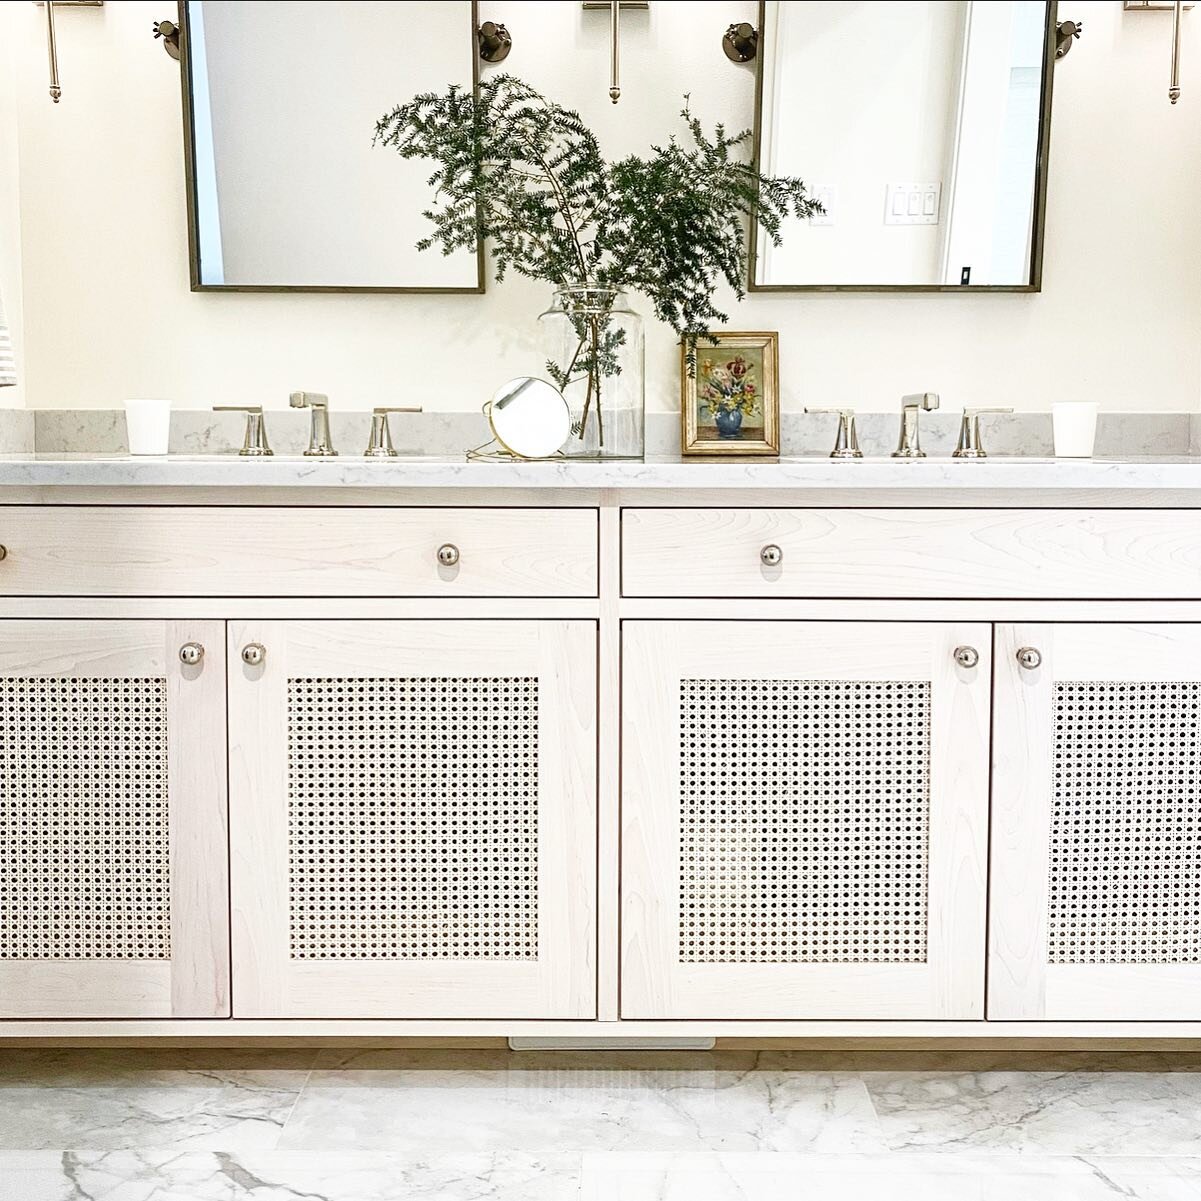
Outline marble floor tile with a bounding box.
[0,1051,314,1152]
[864,1070,1201,1155]
[578,1152,1201,1201]
[283,1051,884,1154]
[0,1149,580,1201]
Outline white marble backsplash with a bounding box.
[23,408,1201,459]
[0,409,33,454]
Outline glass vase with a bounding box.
[538,284,645,460]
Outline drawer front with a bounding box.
[0,507,598,597]
[622,508,1201,599]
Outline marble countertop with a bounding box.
[0,452,1199,493]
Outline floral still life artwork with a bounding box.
[681,332,780,456]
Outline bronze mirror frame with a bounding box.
[747,0,1057,294]
[176,0,486,294]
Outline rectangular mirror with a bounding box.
[179,0,483,292]
[752,0,1055,291]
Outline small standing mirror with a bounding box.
[484,378,571,460]
[752,0,1055,291]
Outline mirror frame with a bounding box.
[176,0,486,294]
[748,0,1057,294]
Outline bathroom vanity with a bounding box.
[2,455,1201,1043]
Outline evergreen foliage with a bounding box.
[376,74,818,337]
[375,74,820,442]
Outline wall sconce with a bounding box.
[723,22,758,63]
[33,0,102,104]
[1124,0,1194,103]
[582,1,648,105]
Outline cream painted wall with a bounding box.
[2,0,1200,413]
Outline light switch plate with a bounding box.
[884,182,941,226]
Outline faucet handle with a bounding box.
[289,391,328,410]
[213,405,272,457]
[953,407,1014,460]
[365,406,423,458]
[804,407,862,460]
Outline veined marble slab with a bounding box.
[6,1150,1201,1201]
[0,452,1200,495]
[578,1152,1201,1201]
[5,1051,1201,1198]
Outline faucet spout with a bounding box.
[290,391,337,457]
[893,392,939,459]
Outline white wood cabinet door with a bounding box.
[621,621,990,1020]
[0,620,229,1018]
[228,620,596,1019]
[990,623,1201,1020]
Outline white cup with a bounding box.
[1052,402,1098,458]
[124,398,172,456]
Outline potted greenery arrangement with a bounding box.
[376,74,819,458]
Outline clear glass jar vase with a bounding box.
[539,284,645,460]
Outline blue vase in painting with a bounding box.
[714,408,743,439]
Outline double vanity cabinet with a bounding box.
[1,457,1201,1042]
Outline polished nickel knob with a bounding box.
[760,544,783,567]
[241,642,266,667]
[1016,646,1042,670]
[953,645,980,669]
[0,545,8,561]
[179,642,205,666]
[437,543,461,567]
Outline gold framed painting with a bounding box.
[681,331,780,456]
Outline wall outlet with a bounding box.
[884,182,941,226]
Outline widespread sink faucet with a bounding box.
[290,391,337,457]
[892,392,939,459]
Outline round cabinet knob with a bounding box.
[760,544,783,567]
[179,642,205,666]
[1016,646,1042,671]
[953,645,979,669]
[437,543,460,567]
[0,545,8,562]
[241,642,266,667]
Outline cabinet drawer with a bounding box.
[0,506,598,597]
[622,508,1201,599]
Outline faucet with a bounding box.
[289,391,337,457]
[892,392,939,459]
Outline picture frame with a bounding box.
[681,331,780,456]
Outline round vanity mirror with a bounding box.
[487,377,570,459]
